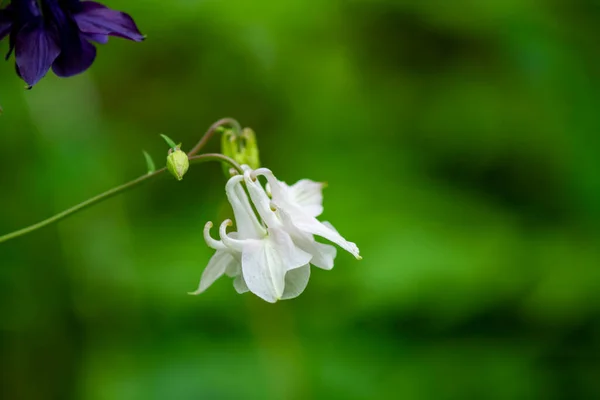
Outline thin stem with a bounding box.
[0,168,167,244]
[190,153,244,174]
[187,118,242,157]
[0,154,243,244]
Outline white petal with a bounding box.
[307,241,337,270]
[241,239,285,302]
[241,228,312,302]
[277,208,337,269]
[281,264,311,300]
[259,174,297,214]
[289,179,324,217]
[233,275,249,293]
[189,250,238,295]
[243,170,281,228]
[255,169,284,198]
[225,255,241,277]
[322,221,338,232]
[269,227,313,270]
[257,169,325,221]
[290,214,361,259]
[225,175,265,239]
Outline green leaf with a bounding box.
[159,134,178,149]
[143,150,156,174]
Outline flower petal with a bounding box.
[15,21,60,87]
[233,275,249,294]
[241,240,285,303]
[82,32,109,44]
[189,250,237,295]
[241,228,312,302]
[277,207,337,269]
[281,264,311,300]
[298,236,337,270]
[243,170,282,228]
[74,1,145,42]
[288,179,324,217]
[224,253,242,277]
[269,227,313,270]
[286,211,361,259]
[0,8,12,41]
[51,35,96,77]
[225,175,266,239]
[255,168,324,219]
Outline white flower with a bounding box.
[190,174,312,303]
[245,168,361,264]
[192,165,361,303]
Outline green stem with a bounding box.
[0,153,243,244]
[192,153,244,174]
[187,117,242,157]
[0,168,166,244]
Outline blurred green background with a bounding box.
[2,0,600,399]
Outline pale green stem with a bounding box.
[187,117,242,157]
[0,154,243,244]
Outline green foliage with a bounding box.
[142,150,156,174]
[1,0,600,399]
[159,134,178,150]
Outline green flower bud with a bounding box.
[221,129,237,160]
[241,128,260,170]
[220,127,261,175]
[166,148,189,181]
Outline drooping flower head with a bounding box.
[192,166,361,303]
[0,0,144,87]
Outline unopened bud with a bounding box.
[220,127,261,174]
[241,128,260,170]
[166,148,189,181]
[221,130,237,161]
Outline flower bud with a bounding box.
[220,127,261,174]
[221,129,237,164]
[166,148,189,181]
[241,128,260,170]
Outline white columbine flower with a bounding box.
[192,165,361,303]
[190,174,313,303]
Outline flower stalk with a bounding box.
[187,117,243,157]
[0,138,243,244]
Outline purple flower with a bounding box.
[0,0,144,87]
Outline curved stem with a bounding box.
[189,153,244,174]
[187,118,242,157]
[0,154,243,245]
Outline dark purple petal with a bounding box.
[15,21,60,87]
[74,2,144,42]
[82,32,108,44]
[51,35,96,77]
[0,8,12,41]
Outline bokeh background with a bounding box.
[2,0,600,399]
